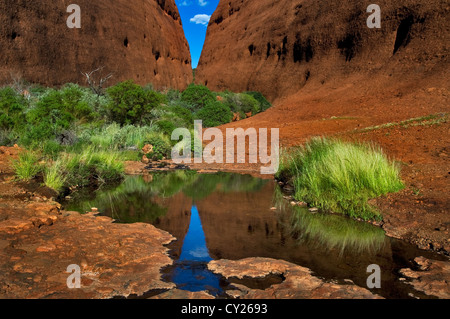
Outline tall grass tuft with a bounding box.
[44,158,67,192]
[277,137,404,220]
[12,151,42,181]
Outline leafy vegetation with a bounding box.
[0,80,271,193]
[276,137,404,220]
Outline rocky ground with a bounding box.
[1,130,449,299]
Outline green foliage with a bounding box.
[54,147,124,189]
[106,80,165,126]
[276,138,404,220]
[219,92,262,117]
[0,87,26,131]
[44,159,67,192]
[12,151,42,181]
[22,85,97,146]
[181,84,216,112]
[144,132,172,161]
[194,100,232,128]
[245,91,272,111]
[156,120,176,137]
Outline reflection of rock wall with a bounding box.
[0,0,192,90]
[196,0,449,101]
[153,193,192,259]
[194,183,422,297]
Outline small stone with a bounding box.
[270,207,277,210]
[142,155,150,164]
[309,207,319,213]
[297,202,308,207]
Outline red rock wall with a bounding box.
[196,0,449,101]
[0,0,193,90]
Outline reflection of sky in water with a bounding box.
[172,206,221,293]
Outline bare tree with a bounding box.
[81,67,113,96]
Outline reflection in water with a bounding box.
[273,188,387,255]
[64,171,445,299]
[171,206,221,294]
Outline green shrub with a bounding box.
[220,92,260,116]
[169,105,194,127]
[13,151,42,181]
[194,101,232,127]
[0,87,27,131]
[144,133,172,161]
[276,138,404,220]
[22,85,99,146]
[156,120,176,137]
[245,91,272,112]
[55,148,124,188]
[41,140,63,159]
[238,93,260,114]
[106,80,165,126]
[181,84,216,112]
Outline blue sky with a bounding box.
[175,0,220,68]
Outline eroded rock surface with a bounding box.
[0,0,192,90]
[197,0,449,101]
[208,258,383,299]
[400,257,450,299]
[0,173,176,299]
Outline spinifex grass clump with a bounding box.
[12,151,41,181]
[277,137,404,220]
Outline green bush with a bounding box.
[106,80,165,126]
[13,151,42,181]
[144,133,172,161]
[54,148,124,188]
[181,84,216,112]
[220,92,261,116]
[276,138,404,220]
[168,105,194,128]
[156,120,176,137]
[245,91,272,112]
[22,85,98,146]
[194,101,232,127]
[0,87,26,131]
[238,93,260,114]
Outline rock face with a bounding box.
[196,0,449,101]
[0,0,192,90]
[208,258,383,299]
[400,257,450,299]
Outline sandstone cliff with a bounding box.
[0,0,192,90]
[196,0,449,101]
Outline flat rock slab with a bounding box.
[151,289,215,299]
[208,258,383,299]
[400,257,450,299]
[0,212,175,299]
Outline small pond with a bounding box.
[63,171,446,299]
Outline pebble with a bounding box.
[309,207,319,213]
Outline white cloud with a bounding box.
[179,0,192,6]
[190,14,211,26]
[198,0,208,6]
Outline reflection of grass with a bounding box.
[273,189,386,255]
[277,137,404,220]
[66,175,168,223]
[288,206,387,255]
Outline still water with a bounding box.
[64,171,445,299]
